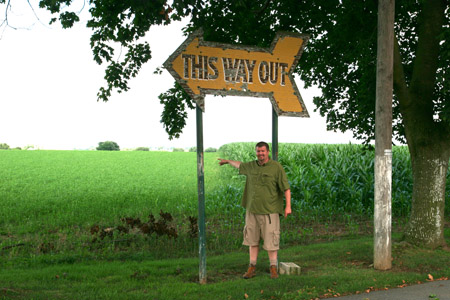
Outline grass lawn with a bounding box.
[1,231,449,300]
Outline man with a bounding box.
[218,141,291,279]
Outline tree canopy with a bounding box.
[6,0,447,143]
[96,140,120,151]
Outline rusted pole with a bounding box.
[374,0,394,270]
[272,107,279,161]
[196,104,207,283]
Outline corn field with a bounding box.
[216,143,450,221]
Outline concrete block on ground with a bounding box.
[279,262,301,275]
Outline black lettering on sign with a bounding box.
[222,58,235,82]
[269,62,279,85]
[208,57,218,80]
[222,58,253,83]
[258,61,269,84]
[191,55,204,79]
[182,54,218,80]
[232,59,241,82]
[182,54,192,78]
[269,61,279,84]
[245,60,256,83]
[182,54,289,86]
[202,55,209,79]
[258,60,289,85]
[280,63,288,86]
[235,59,247,83]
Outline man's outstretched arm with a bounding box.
[218,158,241,169]
[284,189,292,218]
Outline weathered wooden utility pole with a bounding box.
[374,0,394,270]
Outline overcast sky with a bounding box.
[0,3,359,150]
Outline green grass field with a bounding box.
[0,145,449,299]
[0,150,218,230]
[0,150,227,259]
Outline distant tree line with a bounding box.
[0,143,22,150]
[1,141,218,152]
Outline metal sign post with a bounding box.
[272,107,279,162]
[196,104,207,284]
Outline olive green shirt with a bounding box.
[239,159,290,214]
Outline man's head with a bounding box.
[255,142,270,164]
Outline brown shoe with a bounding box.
[270,265,278,279]
[243,265,256,279]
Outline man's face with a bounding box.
[256,146,269,164]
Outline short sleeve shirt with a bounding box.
[239,159,290,214]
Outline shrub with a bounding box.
[205,147,217,152]
[0,143,10,150]
[96,141,120,151]
[189,147,197,152]
[172,148,184,152]
[135,147,150,151]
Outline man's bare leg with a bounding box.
[268,250,277,265]
[268,250,278,278]
[243,246,259,279]
[250,245,259,264]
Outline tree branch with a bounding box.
[393,34,412,111]
[1,0,17,30]
[409,0,445,102]
[255,0,271,17]
[26,0,50,28]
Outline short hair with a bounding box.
[255,141,270,151]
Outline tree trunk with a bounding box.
[404,142,449,248]
[393,0,449,249]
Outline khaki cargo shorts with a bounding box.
[243,210,280,251]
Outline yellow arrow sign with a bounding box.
[164,30,309,117]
